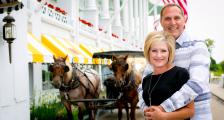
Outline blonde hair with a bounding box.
[144,31,175,65]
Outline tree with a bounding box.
[220,60,224,72]
[205,38,215,53]
[210,57,218,71]
[205,38,216,71]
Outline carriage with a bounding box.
[49,50,147,120]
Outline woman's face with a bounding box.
[149,41,169,69]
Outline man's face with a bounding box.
[160,6,186,39]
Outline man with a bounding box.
[138,4,212,120]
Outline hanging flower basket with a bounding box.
[48,4,54,9]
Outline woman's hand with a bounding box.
[144,106,167,120]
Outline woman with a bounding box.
[142,31,194,120]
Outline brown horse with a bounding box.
[104,55,142,120]
[48,55,101,120]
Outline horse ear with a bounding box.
[124,55,128,60]
[112,55,117,61]
[64,55,68,61]
[48,65,53,72]
[64,66,70,72]
[53,55,56,61]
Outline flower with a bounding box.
[60,9,67,15]
[112,33,119,38]
[79,18,93,27]
[55,7,61,12]
[48,4,54,9]
[54,6,67,15]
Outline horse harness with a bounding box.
[59,66,80,92]
[121,70,138,91]
[60,65,99,100]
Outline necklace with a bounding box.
[148,73,163,106]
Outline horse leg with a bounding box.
[125,103,129,120]
[88,102,96,120]
[117,101,123,120]
[63,101,73,120]
[130,107,136,120]
[130,103,137,120]
[78,105,84,120]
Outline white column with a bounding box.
[128,0,134,47]
[83,0,99,30]
[0,3,30,120]
[122,0,129,41]
[32,64,43,105]
[70,0,79,40]
[138,0,143,50]
[113,0,122,26]
[133,0,139,50]
[99,0,111,38]
[142,0,149,45]
[86,0,97,10]
[112,0,123,39]
[101,0,110,19]
[133,0,139,18]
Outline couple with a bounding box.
[138,4,212,120]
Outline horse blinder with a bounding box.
[64,66,70,72]
[124,63,129,71]
[111,62,116,72]
[48,64,53,72]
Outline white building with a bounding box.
[0,0,156,119]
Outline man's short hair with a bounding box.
[160,4,185,19]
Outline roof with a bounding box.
[92,50,144,59]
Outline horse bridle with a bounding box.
[49,61,78,90]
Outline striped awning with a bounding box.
[28,33,111,64]
[41,34,95,64]
[0,0,23,14]
[27,33,53,63]
[79,43,111,64]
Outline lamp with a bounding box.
[3,13,16,63]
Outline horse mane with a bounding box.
[127,58,142,85]
[126,58,133,75]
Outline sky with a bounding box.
[150,0,224,63]
[187,0,224,63]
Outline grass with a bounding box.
[30,90,79,120]
[31,100,79,120]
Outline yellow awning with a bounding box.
[27,33,53,63]
[42,34,93,64]
[79,44,111,64]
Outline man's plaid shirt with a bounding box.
[138,31,212,120]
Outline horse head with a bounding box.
[48,55,72,88]
[110,55,129,88]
